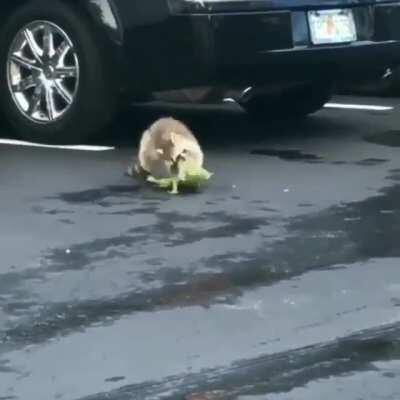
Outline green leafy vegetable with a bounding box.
[147,164,213,194]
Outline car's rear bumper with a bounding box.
[118,2,400,92]
[191,3,400,84]
[216,40,400,85]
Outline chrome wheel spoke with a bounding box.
[43,25,55,60]
[54,81,73,104]
[28,85,43,116]
[13,76,36,92]
[55,66,77,79]
[54,41,70,65]
[45,86,57,120]
[23,28,43,64]
[11,54,41,71]
[8,21,79,123]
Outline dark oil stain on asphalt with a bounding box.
[382,371,398,378]
[260,207,279,212]
[185,391,227,400]
[59,219,74,225]
[354,158,389,166]
[365,130,400,147]
[97,206,159,216]
[0,359,16,374]
[48,185,141,205]
[42,209,74,216]
[331,160,348,165]
[387,169,400,182]
[31,211,264,274]
[366,110,392,116]
[2,180,400,352]
[250,148,322,162]
[126,211,264,248]
[298,202,313,208]
[331,158,393,168]
[76,322,400,400]
[391,298,400,307]
[105,376,126,383]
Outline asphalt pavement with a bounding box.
[1,96,400,400]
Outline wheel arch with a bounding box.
[0,0,123,44]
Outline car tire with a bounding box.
[0,0,116,144]
[241,82,333,120]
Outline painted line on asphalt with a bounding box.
[0,138,115,151]
[324,103,394,111]
[221,99,394,112]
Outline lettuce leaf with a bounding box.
[147,164,213,194]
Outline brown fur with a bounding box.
[130,117,204,179]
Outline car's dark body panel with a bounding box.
[93,0,400,93]
[83,0,123,45]
[168,0,399,13]
[3,0,400,94]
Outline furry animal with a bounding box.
[129,117,204,180]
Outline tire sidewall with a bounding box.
[0,1,113,143]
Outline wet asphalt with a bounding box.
[1,95,400,400]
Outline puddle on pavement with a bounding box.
[250,148,322,162]
[365,130,400,147]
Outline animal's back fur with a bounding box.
[137,117,204,178]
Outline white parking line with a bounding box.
[0,138,115,151]
[220,99,394,112]
[324,103,394,111]
[0,101,393,151]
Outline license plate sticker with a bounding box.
[308,9,357,45]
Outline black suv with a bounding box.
[1,0,400,143]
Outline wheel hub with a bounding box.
[43,65,55,79]
[7,20,80,123]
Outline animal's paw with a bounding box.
[168,179,179,194]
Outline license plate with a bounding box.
[308,9,357,45]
